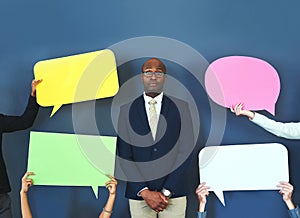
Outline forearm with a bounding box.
[198,202,206,212]
[285,199,296,210]
[163,152,193,194]
[2,96,39,131]
[251,113,300,139]
[20,192,32,218]
[116,138,147,192]
[243,110,255,119]
[99,194,116,218]
[21,95,39,127]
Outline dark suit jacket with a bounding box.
[116,94,195,200]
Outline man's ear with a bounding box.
[163,74,167,81]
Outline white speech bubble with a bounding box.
[199,143,289,206]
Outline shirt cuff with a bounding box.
[288,205,300,218]
[197,211,207,218]
[137,187,148,197]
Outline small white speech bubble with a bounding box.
[199,143,289,206]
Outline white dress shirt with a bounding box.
[137,92,164,197]
[143,92,163,123]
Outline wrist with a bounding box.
[161,188,172,198]
[103,208,113,214]
[246,111,255,120]
[285,199,295,210]
[109,192,116,197]
[140,189,150,198]
[199,203,206,212]
[20,190,27,195]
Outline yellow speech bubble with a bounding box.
[34,49,119,117]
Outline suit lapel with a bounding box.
[134,95,172,142]
[156,95,171,140]
[135,96,151,133]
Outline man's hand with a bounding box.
[140,189,168,213]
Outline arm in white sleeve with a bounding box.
[251,113,300,139]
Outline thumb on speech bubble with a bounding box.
[50,105,62,117]
[214,189,226,206]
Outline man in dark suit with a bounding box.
[0,79,41,218]
[116,58,194,218]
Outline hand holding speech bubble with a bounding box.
[27,131,117,198]
[205,56,280,115]
[34,49,119,117]
[199,143,289,206]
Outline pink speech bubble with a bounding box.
[205,56,280,115]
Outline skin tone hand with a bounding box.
[230,103,255,120]
[105,175,117,195]
[20,172,35,218]
[99,175,118,218]
[20,172,34,194]
[277,181,296,210]
[196,182,210,212]
[31,79,42,97]
[140,189,168,213]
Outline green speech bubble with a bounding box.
[27,131,116,198]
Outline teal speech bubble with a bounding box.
[27,131,116,198]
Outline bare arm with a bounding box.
[196,182,210,212]
[99,176,118,218]
[277,181,295,210]
[20,172,34,218]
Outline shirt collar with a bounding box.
[143,92,163,103]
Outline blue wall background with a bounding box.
[1,0,300,217]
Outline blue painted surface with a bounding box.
[1,0,300,217]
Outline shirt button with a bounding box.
[153,148,157,152]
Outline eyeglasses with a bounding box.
[142,71,166,78]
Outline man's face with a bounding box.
[140,58,167,95]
